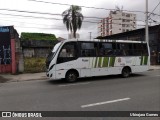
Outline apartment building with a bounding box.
[98,10,136,37]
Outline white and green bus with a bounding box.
[46,39,150,82]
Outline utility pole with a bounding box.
[145,0,149,43]
[89,32,92,40]
[145,0,150,66]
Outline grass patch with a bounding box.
[24,57,46,73]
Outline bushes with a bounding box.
[21,32,57,40]
[24,57,46,73]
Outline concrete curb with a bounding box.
[7,77,49,83]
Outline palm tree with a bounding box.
[62,5,84,38]
[115,5,123,12]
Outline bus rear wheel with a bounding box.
[122,67,130,78]
[65,71,78,82]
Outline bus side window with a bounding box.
[99,43,115,56]
[80,42,96,57]
[133,43,143,56]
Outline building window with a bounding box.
[126,14,130,17]
[110,25,112,29]
[126,25,130,27]
[126,20,130,22]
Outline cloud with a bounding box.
[0,0,160,39]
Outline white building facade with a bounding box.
[98,10,136,37]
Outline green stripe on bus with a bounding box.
[144,56,148,65]
[109,57,115,67]
[103,57,109,67]
[140,56,143,65]
[98,57,102,67]
[94,57,98,68]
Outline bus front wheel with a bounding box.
[65,71,78,82]
[122,67,131,78]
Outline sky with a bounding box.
[0,0,160,39]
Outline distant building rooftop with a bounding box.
[57,37,66,41]
[97,24,160,40]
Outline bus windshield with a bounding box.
[46,42,62,69]
[52,42,62,53]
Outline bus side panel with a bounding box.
[55,58,92,79]
[90,57,121,76]
[55,59,79,79]
[131,56,149,73]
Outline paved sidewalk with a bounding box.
[0,72,49,83]
[0,65,159,83]
[149,65,160,70]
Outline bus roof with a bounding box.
[63,39,147,43]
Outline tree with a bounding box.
[115,6,123,12]
[62,5,84,38]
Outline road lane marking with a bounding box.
[81,97,130,108]
[58,82,91,87]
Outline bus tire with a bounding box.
[65,70,78,82]
[122,67,131,78]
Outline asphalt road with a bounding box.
[0,70,160,120]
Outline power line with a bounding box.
[150,18,160,24]
[0,18,64,27]
[0,12,62,20]
[28,0,160,18]
[28,0,145,13]
[148,1,160,18]
[0,8,129,20]
[14,25,65,30]
[0,8,61,16]
[0,8,107,21]
[0,1,159,27]
[1,3,159,19]
[0,9,153,28]
[0,12,150,27]
[0,8,105,20]
[0,9,146,23]
[0,12,99,23]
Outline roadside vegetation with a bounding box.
[24,57,46,73]
[21,32,57,40]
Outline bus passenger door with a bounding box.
[80,57,91,77]
[79,42,98,77]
